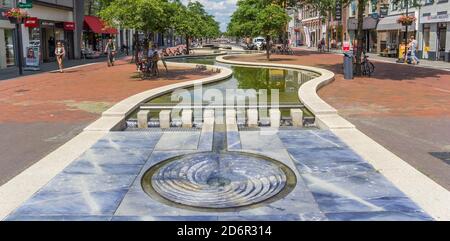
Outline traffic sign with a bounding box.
[18,0,32,9]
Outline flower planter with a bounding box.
[8,17,24,24]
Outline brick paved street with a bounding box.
[0,58,213,185]
[229,50,450,190]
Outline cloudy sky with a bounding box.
[181,0,237,32]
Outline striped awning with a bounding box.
[376,15,416,31]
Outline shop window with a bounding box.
[349,1,356,17]
[4,29,15,66]
[423,25,430,59]
[369,0,377,14]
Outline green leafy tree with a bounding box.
[228,0,290,60]
[227,0,262,38]
[256,5,291,60]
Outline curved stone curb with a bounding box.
[0,62,233,220]
[216,54,354,130]
[85,62,233,131]
[216,54,450,221]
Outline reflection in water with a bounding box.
[151,57,318,106]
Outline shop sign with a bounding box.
[41,21,55,27]
[25,46,40,68]
[64,22,75,31]
[343,41,351,52]
[335,0,342,21]
[24,17,39,28]
[18,0,33,9]
[421,14,450,24]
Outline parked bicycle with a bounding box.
[353,52,375,77]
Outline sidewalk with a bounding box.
[230,51,450,191]
[0,54,126,81]
[295,46,450,71]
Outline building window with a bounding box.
[4,29,16,66]
[424,0,434,5]
[438,0,448,3]
[0,0,14,8]
[437,11,448,15]
[349,1,356,17]
[422,13,431,17]
[370,0,377,14]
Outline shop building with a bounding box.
[376,0,418,58]
[82,15,117,55]
[346,0,380,53]
[19,0,84,63]
[0,0,17,69]
[286,7,301,47]
[418,1,450,61]
[300,5,324,47]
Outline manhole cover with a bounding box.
[142,152,296,211]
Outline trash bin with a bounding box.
[343,51,353,80]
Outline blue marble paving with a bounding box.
[226,131,242,150]
[6,129,433,221]
[198,130,214,151]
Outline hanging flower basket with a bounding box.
[397,15,416,26]
[4,8,29,24]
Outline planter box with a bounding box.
[8,17,24,24]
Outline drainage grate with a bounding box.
[430,152,450,165]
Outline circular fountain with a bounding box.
[142,152,296,211]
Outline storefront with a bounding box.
[0,0,16,69]
[419,13,450,61]
[348,16,379,53]
[20,2,79,63]
[23,18,76,63]
[376,14,416,58]
[301,18,322,47]
[83,15,117,55]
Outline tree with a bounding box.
[99,0,166,61]
[228,0,290,60]
[227,0,262,38]
[256,5,291,60]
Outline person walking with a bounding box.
[105,38,116,67]
[55,41,66,73]
[409,36,419,65]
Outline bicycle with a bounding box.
[353,52,375,77]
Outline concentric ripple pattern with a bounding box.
[147,152,289,209]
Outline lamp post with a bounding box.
[15,22,24,75]
[404,0,409,63]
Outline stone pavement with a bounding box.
[4,129,431,221]
[296,46,450,71]
[0,55,125,81]
[229,50,450,191]
[0,58,213,186]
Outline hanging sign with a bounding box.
[64,22,75,31]
[24,17,39,28]
[335,0,342,21]
[18,0,32,8]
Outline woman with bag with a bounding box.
[105,38,116,67]
[55,41,66,73]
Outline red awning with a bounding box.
[84,16,117,34]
